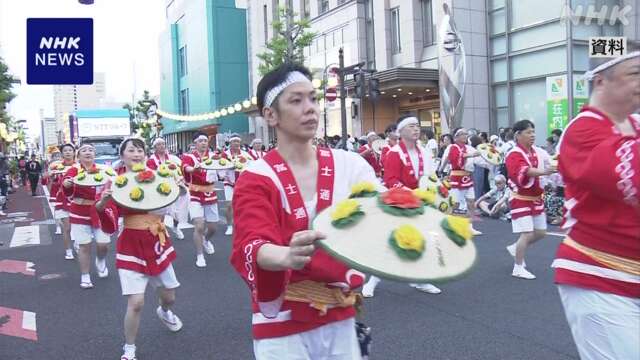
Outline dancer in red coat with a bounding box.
[552,48,640,360]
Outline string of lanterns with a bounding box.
[156,96,258,122]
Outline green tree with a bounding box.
[123,90,157,145]
[257,5,315,76]
[0,54,17,126]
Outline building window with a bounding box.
[318,0,329,14]
[178,45,187,77]
[390,7,401,54]
[301,0,310,18]
[337,0,348,5]
[179,89,189,115]
[421,0,433,46]
[512,78,547,141]
[263,5,269,44]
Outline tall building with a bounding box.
[40,117,58,156]
[247,0,638,143]
[53,72,106,136]
[159,0,250,152]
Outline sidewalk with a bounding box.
[0,182,52,249]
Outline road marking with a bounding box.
[0,306,38,341]
[42,186,55,216]
[0,260,35,276]
[5,212,31,218]
[10,226,40,247]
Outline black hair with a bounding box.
[546,136,555,144]
[119,138,146,156]
[257,62,313,116]
[452,127,465,137]
[470,135,483,148]
[551,128,563,138]
[192,131,207,141]
[441,133,453,144]
[59,143,75,152]
[479,132,489,142]
[424,128,435,139]
[513,119,535,134]
[384,124,397,134]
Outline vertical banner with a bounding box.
[573,76,589,117]
[546,75,568,136]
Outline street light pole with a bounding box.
[338,48,348,150]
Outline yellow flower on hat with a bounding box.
[331,199,361,221]
[413,188,436,205]
[132,163,145,172]
[93,173,104,182]
[115,175,128,188]
[129,187,144,201]
[393,224,425,252]
[157,182,172,195]
[219,158,228,166]
[445,215,472,241]
[351,181,375,195]
[105,168,115,176]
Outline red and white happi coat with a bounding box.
[505,144,546,221]
[222,148,251,187]
[97,181,176,276]
[383,140,434,190]
[181,150,217,205]
[62,164,104,229]
[447,143,474,189]
[42,160,75,211]
[146,153,182,170]
[358,144,382,176]
[552,107,640,298]
[230,148,381,340]
[248,149,267,160]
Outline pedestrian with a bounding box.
[222,133,251,236]
[18,155,27,186]
[147,138,186,240]
[96,138,183,360]
[26,154,42,196]
[62,144,112,288]
[42,144,76,259]
[423,128,438,158]
[230,63,380,359]
[248,138,267,160]
[505,119,556,279]
[363,115,442,296]
[380,124,398,168]
[0,153,9,215]
[448,127,482,235]
[358,131,382,177]
[475,174,510,220]
[181,132,219,267]
[552,46,640,360]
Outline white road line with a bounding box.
[546,231,567,237]
[21,311,37,332]
[42,186,55,216]
[10,226,41,247]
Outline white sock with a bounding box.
[81,273,91,283]
[123,343,136,356]
[96,257,106,270]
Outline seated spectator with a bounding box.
[475,174,511,220]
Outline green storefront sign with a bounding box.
[547,75,589,135]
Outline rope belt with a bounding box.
[511,193,543,202]
[189,184,215,193]
[124,214,168,247]
[284,280,361,316]
[73,199,95,206]
[450,170,471,176]
[563,237,640,276]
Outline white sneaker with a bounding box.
[470,226,482,236]
[512,264,536,280]
[55,226,62,235]
[95,259,109,278]
[361,276,380,298]
[506,244,526,267]
[65,249,74,260]
[203,240,215,255]
[0,210,6,216]
[225,225,233,236]
[174,228,184,240]
[73,241,79,253]
[411,283,442,294]
[178,222,193,229]
[121,344,137,360]
[156,306,183,332]
[195,255,207,268]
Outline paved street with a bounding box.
[0,184,579,360]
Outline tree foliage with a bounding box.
[123,90,157,145]
[0,54,17,126]
[257,6,315,76]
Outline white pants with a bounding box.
[118,265,180,295]
[558,285,640,360]
[253,317,362,360]
[189,201,219,223]
[511,214,547,233]
[54,209,69,220]
[70,224,111,245]
[451,188,474,212]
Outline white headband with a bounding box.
[194,135,208,142]
[77,143,94,153]
[454,128,467,137]
[396,117,419,132]
[229,135,241,142]
[152,137,165,147]
[584,51,640,80]
[366,131,377,138]
[251,138,262,146]
[264,71,312,108]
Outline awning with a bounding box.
[343,67,438,91]
[160,118,219,135]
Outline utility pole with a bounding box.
[285,0,294,61]
[336,48,372,150]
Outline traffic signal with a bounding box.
[354,72,365,98]
[368,78,380,100]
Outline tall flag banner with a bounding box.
[438,3,466,133]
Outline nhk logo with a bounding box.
[27,18,93,85]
